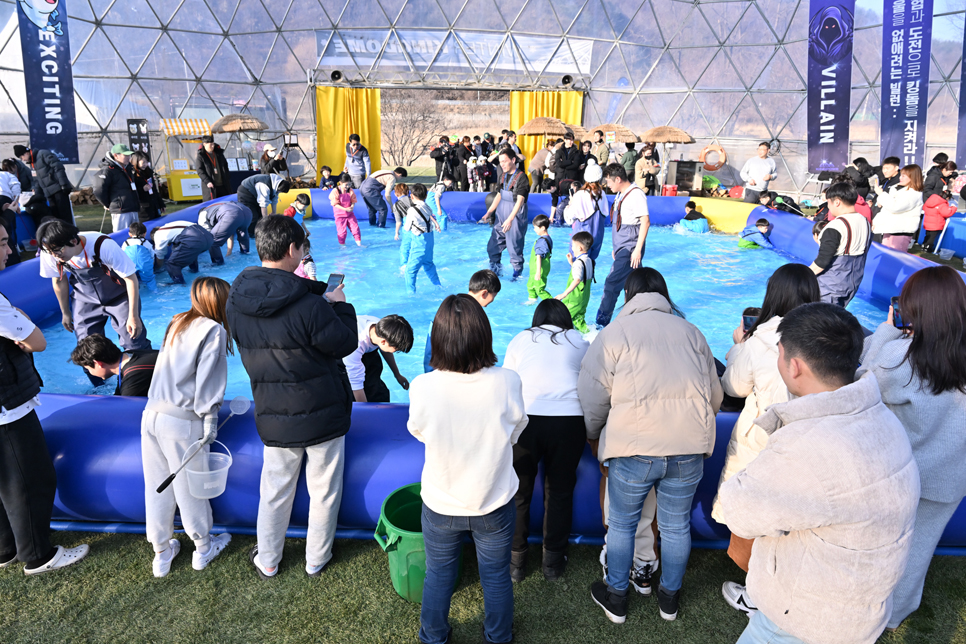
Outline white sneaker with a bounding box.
[250,544,277,580]
[722,581,758,616]
[192,533,231,571]
[153,539,181,578]
[306,560,330,577]
[23,544,90,576]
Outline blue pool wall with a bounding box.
[7,194,966,552]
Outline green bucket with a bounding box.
[374,482,461,603]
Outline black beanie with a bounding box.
[13,145,27,157]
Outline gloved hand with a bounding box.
[202,415,218,446]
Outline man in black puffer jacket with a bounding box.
[227,215,357,580]
[15,145,72,223]
[92,144,140,232]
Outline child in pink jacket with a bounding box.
[329,173,362,246]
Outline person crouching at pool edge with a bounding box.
[36,219,151,386]
[122,222,158,293]
[70,333,159,397]
[738,218,774,250]
[555,232,595,333]
[424,269,502,372]
[526,215,553,304]
[344,314,414,403]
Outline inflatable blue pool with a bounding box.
[8,194,966,553]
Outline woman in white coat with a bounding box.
[713,263,820,614]
[872,164,924,252]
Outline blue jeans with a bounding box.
[420,500,515,644]
[596,247,635,327]
[605,454,703,594]
[737,611,807,644]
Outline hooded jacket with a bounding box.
[718,372,919,644]
[922,193,956,232]
[226,267,358,447]
[578,292,723,462]
[92,155,139,214]
[25,149,72,197]
[711,315,787,523]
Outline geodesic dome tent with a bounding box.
[0,0,962,195]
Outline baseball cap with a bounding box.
[111,143,134,156]
[264,144,277,153]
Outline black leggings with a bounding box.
[512,415,586,554]
[922,230,942,252]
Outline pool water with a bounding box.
[35,218,887,402]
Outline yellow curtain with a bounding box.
[509,90,584,172]
[315,86,381,183]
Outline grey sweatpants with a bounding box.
[257,436,345,569]
[888,497,961,628]
[604,484,657,563]
[141,410,212,551]
[112,211,138,233]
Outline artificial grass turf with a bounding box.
[1,533,964,643]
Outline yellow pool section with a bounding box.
[690,197,757,234]
[276,189,756,232]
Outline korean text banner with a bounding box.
[879,0,933,168]
[316,31,593,77]
[806,0,856,173]
[16,0,79,164]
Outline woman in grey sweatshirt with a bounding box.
[860,266,966,630]
[141,277,234,578]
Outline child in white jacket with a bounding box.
[141,276,233,577]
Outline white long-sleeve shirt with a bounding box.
[152,221,194,258]
[145,316,228,421]
[408,366,528,516]
[343,315,379,390]
[740,156,777,191]
[0,171,21,202]
[503,326,589,416]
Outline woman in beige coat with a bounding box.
[713,263,820,614]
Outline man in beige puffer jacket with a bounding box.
[718,303,919,644]
[579,287,722,624]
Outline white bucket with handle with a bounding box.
[184,440,232,499]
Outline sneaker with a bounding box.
[192,533,231,571]
[153,539,181,578]
[721,581,758,616]
[629,560,658,596]
[23,544,90,576]
[249,544,277,580]
[0,552,17,569]
[591,581,628,624]
[657,585,680,621]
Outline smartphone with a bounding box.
[324,273,345,294]
[742,315,758,332]
[891,296,904,329]
[869,175,879,190]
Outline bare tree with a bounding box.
[381,90,452,167]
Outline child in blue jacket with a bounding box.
[122,222,158,292]
[738,218,774,249]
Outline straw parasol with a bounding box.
[640,126,695,144]
[591,123,639,143]
[565,123,589,140]
[517,116,570,137]
[211,113,269,133]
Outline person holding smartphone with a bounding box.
[713,264,821,616]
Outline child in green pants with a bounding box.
[526,215,553,303]
[555,231,595,332]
